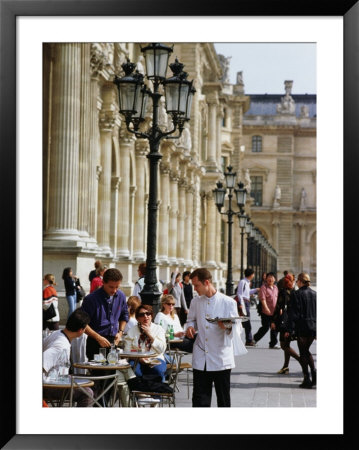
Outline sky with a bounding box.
[214,43,316,95]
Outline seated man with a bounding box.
[43,309,94,407]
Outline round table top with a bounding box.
[73,361,131,371]
[169,338,183,343]
[118,350,158,359]
[43,378,94,389]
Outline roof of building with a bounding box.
[245,94,316,118]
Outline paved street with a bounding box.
[174,305,316,407]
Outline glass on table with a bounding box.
[99,348,107,362]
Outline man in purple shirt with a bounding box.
[253,272,280,348]
[81,268,129,360]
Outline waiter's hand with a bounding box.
[97,335,111,348]
[114,332,122,346]
[217,321,226,330]
[186,326,196,339]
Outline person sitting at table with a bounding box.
[124,304,167,381]
[43,309,94,407]
[154,294,185,338]
[124,295,141,334]
[154,294,196,354]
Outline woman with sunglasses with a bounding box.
[154,294,185,338]
[124,304,167,380]
[155,294,196,354]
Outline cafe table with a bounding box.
[72,361,132,407]
[43,377,94,407]
[117,350,159,371]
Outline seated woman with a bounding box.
[124,295,141,334]
[124,304,167,381]
[154,294,185,338]
[154,294,195,354]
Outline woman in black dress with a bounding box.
[271,273,300,374]
[285,273,316,389]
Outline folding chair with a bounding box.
[69,373,119,407]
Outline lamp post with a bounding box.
[213,166,247,296]
[238,213,247,280]
[114,43,195,314]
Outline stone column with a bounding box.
[132,140,148,261]
[117,126,135,259]
[192,169,202,267]
[88,45,103,245]
[177,178,186,268]
[217,105,224,164]
[158,145,171,264]
[184,183,194,268]
[168,164,179,267]
[77,43,91,242]
[204,190,217,267]
[45,43,81,242]
[110,176,121,256]
[97,104,115,256]
[207,99,218,165]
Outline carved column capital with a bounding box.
[99,110,116,131]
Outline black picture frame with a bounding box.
[1,0,355,448]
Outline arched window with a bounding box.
[252,135,262,153]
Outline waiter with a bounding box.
[185,268,246,407]
[237,268,260,347]
[81,268,128,361]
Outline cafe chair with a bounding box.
[69,373,120,407]
[129,356,178,407]
[167,350,192,399]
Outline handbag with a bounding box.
[43,303,56,321]
[76,279,86,300]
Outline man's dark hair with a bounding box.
[266,272,276,279]
[244,268,254,278]
[182,271,191,279]
[66,309,90,332]
[190,268,212,283]
[103,268,123,283]
[283,270,289,276]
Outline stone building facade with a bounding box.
[42,43,316,320]
[241,81,317,282]
[42,42,250,318]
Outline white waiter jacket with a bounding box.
[186,291,246,371]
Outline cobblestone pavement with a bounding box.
[174,305,317,407]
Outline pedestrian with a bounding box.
[90,265,107,293]
[181,270,194,324]
[271,273,300,373]
[43,309,93,407]
[89,260,102,283]
[43,274,60,331]
[253,272,280,348]
[186,268,247,407]
[81,268,129,361]
[277,270,294,291]
[260,272,267,286]
[236,268,260,346]
[62,267,78,318]
[167,271,189,326]
[132,262,162,299]
[285,273,316,388]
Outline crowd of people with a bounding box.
[42,262,317,408]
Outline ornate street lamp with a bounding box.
[213,166,247,296]
[114,44,195,314]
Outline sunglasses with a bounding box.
[138,312,152,317]
[165,303,175,306]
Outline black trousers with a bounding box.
[85,335,115,361]
[192,367,231,407]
